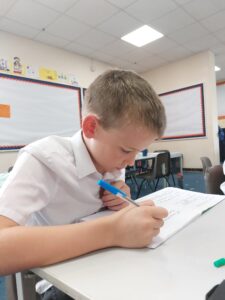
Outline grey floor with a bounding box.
[0,170,205,300]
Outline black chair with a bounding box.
[125,166,138,189]
[136,152,174,198]
[200,156,212,175]
[154,150,176,187]
[204,164,225,195]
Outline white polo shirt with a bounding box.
[0,130,124,226]
[0,130,124,294]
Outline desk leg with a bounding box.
[15,273,24,300]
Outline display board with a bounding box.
[0,73,82,150]
[159,83,205,140]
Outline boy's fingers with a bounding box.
[153,218,164,228]
[139,200,155,206]
[153,228,160,236]
[151,207,168,219]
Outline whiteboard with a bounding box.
[0,74,81,150]
[159,84,205,140]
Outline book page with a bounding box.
[81,187,225,248]
[143,188,225,248]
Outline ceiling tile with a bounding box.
[1,0,225,76]
[143,37,179,55]
[6,0,59,29]
[0,17,39,38]
[120,48,155,63]
[152,7,195,35]
[35,31,70,48]
[214,27,225,43]
[66,0,118,27]
[0,0,17,17]
[35,0,78,13]
[211,44,225,55]
[201,10,225,32]
[183,0,220,20]
[90,51,114,64]
[100,39,134,56]
[125,0,177,23]
[184,34,220,52]
[215,53,225,65]
[107,0,137,9]
[97,11,142,38]
[76,28,116,50]
[211,0,225,10]
[65,42,94,56]
[46,15,91,41]
[168,23,209,44]
[159,45,193,61]
[173,0,193,4]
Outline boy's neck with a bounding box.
[81,131,105,175]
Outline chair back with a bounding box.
[200,156,212,175]
[154,151,171,178]
[204,164,225,195]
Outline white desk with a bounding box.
[33,200,225,300]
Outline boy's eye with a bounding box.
[121,148,132,154]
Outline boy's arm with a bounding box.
[0,204,167,275]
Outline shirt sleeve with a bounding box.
[0,152,57,225]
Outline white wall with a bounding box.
[0,31,219,171]
[142,51,219,168]
[0,31,112,172]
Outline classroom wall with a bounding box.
[0,31,112,172]
[0,31,219,171]
[142,51,219,169]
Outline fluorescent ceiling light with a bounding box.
[215,66,221,71]
[121,25,163,47]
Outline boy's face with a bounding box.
[83,118,158,174]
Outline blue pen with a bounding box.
[98,179,139,207]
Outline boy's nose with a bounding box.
[126,155,136,167]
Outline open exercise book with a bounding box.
[81,187,225,248]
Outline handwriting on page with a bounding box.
[137,187,225,248]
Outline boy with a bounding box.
[0,69,168,299]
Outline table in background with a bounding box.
[134,151,184,188]
[33,200,225,300]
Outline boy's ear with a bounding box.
[82,115,100,138]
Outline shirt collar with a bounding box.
[70,130,99,179]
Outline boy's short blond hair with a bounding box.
[83,69,166,137]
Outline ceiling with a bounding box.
[1,0,225,80]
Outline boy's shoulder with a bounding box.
[20,135,75,173]
[23,135,72,156]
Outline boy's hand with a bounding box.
[109,204,168,248]
[101,180,131,211]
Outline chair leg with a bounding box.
[147,179,154,192]
[154,178,160,191]
[136,179,146,198]
[165,176,170,186]
[171,173,176,186]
